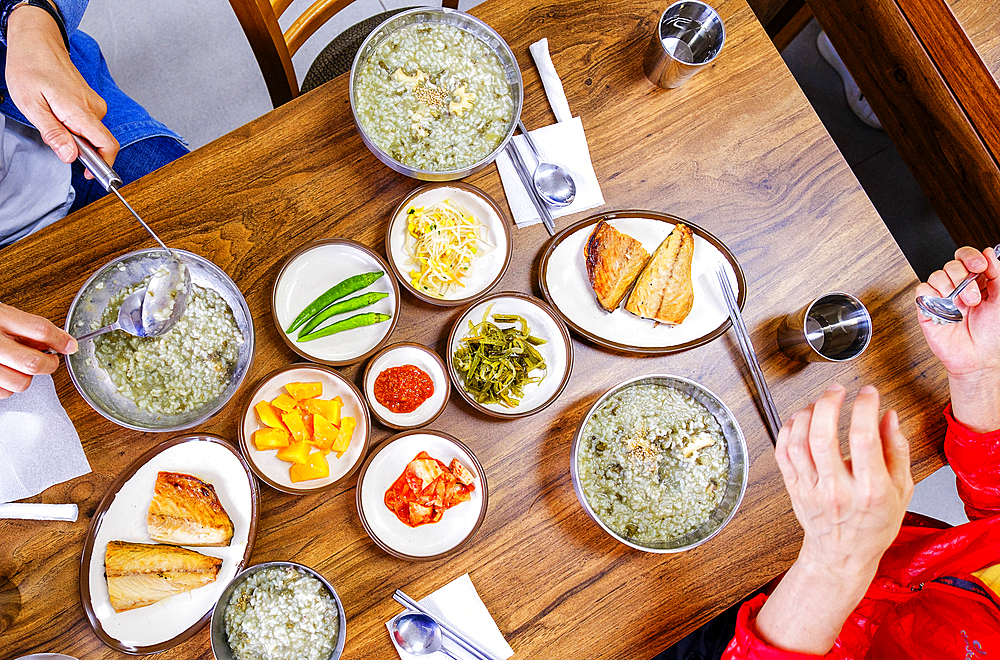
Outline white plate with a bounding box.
[447,292,573,418]
[239,365,371,494]
[386,183,512,306]
[356,431,487,560]
[363,343,449,429]
[80,436,257,654]
[539,211,746,354]
[272,240,399,366]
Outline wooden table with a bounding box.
[0,0,949,657]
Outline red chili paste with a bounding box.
[374,365,434,413]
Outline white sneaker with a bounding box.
[817,31,883,130]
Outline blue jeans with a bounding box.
[68,136,188,214]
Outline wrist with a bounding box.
[948,370,1000,434]
[3,0,67,50]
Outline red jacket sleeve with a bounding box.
[943,405,1000,521]
[722,594,838,660]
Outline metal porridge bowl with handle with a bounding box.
[349,7,523,181]
[65,248,254,432]
[570,374,749,553]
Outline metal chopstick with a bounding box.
[715,265,782,444]
[393,590,501,660]
[505,142,556,236]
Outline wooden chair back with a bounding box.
[229,0,459,108]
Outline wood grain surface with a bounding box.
[0,0,948,658]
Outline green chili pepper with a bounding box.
[297,312,392,342]
[296,291,389,338]
[285,271,384,333]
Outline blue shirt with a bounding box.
[0,0,183,150]
[0,0,184,245]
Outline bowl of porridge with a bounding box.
[65,248,254,432]
[211,561,345,660]
[571,374,748,552]
[350,8,522,181]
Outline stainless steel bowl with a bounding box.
[65,249,254,432]
[349,8,523,181]
[210,561,346,660]
[570,375,748,553]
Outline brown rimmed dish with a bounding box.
[271,239,400,366]
[385,182,513,306]
[362,342,450,430]
[355,430,488,561]
[79,434,259,655]
[447,291,573,419]
[538,210,747,355]
[238,363,372,495]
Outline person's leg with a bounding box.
[69,136,188,214]
[651,587,765,660]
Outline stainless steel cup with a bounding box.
[643,1,726,88]
[777,293,873,362]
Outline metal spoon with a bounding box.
[916,243,1000,324]
[393,613,463,660]
[74,261,191,342]
[517,119,576,207]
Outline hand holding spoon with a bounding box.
[517,119,576,207]
[393,613,462,660]
[916,243,1000,324]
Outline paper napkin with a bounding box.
[0,375,90,503]
[497,37,605,228]
[387,574,514,660]
[496,118,605,228]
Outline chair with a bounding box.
[228,0,460,108]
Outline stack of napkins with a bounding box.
[0,375,90,504]
[387,574,514,660]
[496,38,605,228]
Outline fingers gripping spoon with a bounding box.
[916,243,1000,324]
[72,135,190,339]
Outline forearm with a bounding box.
[948,370,1000,434]
[753,556,875,655]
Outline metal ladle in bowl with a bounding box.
[517,119,576,207]
[916,243,1000,324]
[392,613,462,660]
[71,136,190,341]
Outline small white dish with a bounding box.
[79,435,258,654]
[386,182,512,306]
[272,239,399,366]
[362,343,449,430]
[238,364,371,494]
[447,292,573,419]
[355,431,487,561]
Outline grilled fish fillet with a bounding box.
[584,220,650,311]
[105,540,222,612]
[147,471,234,547]
[625,223,695,324]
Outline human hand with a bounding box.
[4,2,118,173]
[778,383,912,577]
[0,302,78,398]
[753,384,913,654]
[916,246,1000,432]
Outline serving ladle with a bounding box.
[393,613,462,660]
[71,135,191,342]
[74,262,190,342]
[517,119,576,208]
[916,243,1000,324]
